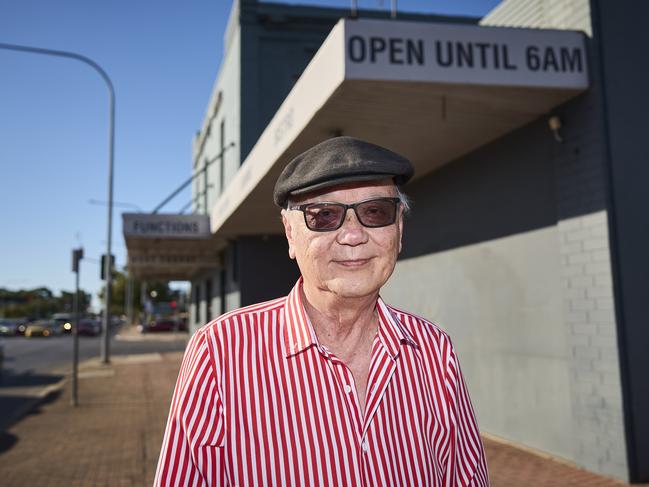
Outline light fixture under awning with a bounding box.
[211,17,589,238]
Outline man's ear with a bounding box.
[281,210,297,260]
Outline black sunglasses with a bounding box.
[289,197,401,232]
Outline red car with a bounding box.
[145,318,187,333]
[77,319,101,336]
[146,318,176,332]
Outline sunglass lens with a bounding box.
[356,199,396,227]
[304,204,345,230]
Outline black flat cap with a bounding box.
[273,136,414,207]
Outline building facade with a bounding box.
[129,0,649,482]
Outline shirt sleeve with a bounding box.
[444,340,490,487]
[154,329,226,487]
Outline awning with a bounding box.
[211,17,589,237]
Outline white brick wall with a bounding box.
[558,210,627,480]
[481,1,627,479]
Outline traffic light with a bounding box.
[72,248,84,273]
[100,254,115,280]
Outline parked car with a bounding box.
[145,318,176,332]
[52,313,74,334]
[24,320,60,338]
[77,319,101,337]
[0,319,19,336]
[144,317,187,333]
[16,319,29,336]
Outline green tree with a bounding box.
[98,268,172,317]
[0,287,91,319]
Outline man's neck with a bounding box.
[301,282,379,353]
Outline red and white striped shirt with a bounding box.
[155,278,489,486]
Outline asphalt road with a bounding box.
[0,326,189,432]
[1,328,188,378]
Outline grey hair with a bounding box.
[395,186,412,215]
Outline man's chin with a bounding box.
[326,276,382,299]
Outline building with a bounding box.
[124,0,649,482]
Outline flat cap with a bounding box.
[273,136,414,207]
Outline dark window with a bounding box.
[220,268,227,315]
[194,283,201,325]
[232,241,238,283]
[205,279,212,321]
[220,119,226,190]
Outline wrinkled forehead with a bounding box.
[287,178,398,205]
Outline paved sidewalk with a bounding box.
[0,349,639,486]
[0,352,180,486]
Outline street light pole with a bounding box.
[0,42,115,364]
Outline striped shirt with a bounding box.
[155,278,489,486]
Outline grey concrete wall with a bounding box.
[192,4,241,214]
[383,115,575,457]
[383,73,627,478]
[386,225,572,454]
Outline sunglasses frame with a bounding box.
[289,197,401,232]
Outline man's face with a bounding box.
[281,179,404,300]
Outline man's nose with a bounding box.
[336,208,369,245]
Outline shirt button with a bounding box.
[362,441,369,452]
[343,384,352,394]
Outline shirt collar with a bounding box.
[283,277,418,359]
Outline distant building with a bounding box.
[124,0,649,482]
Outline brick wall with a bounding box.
[559,212,627,477]
[483,0,628,480]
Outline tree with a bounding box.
[97,268,173,317]
[0,287,91,319]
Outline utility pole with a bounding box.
[71,247,84,407]
[125,272,135,325]
[0,42,116,365]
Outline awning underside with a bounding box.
[125,237,224,280]
[221,78,583,237]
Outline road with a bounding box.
[0,326,189,432]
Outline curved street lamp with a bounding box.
[0,42,115,364]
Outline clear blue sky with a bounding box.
[0,0,500,309]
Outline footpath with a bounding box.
[0,327,639,486]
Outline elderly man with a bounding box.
[155,137,489,486]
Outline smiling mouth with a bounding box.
[334,258,372,267]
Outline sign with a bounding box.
[344,19,588,89]
[122,213,211,239]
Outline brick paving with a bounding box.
[483,437,634,487]
[0,352,180,486]
[0,349,643,486]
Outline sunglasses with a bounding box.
[289,197,401,232]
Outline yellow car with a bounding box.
[24,320,59,338]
